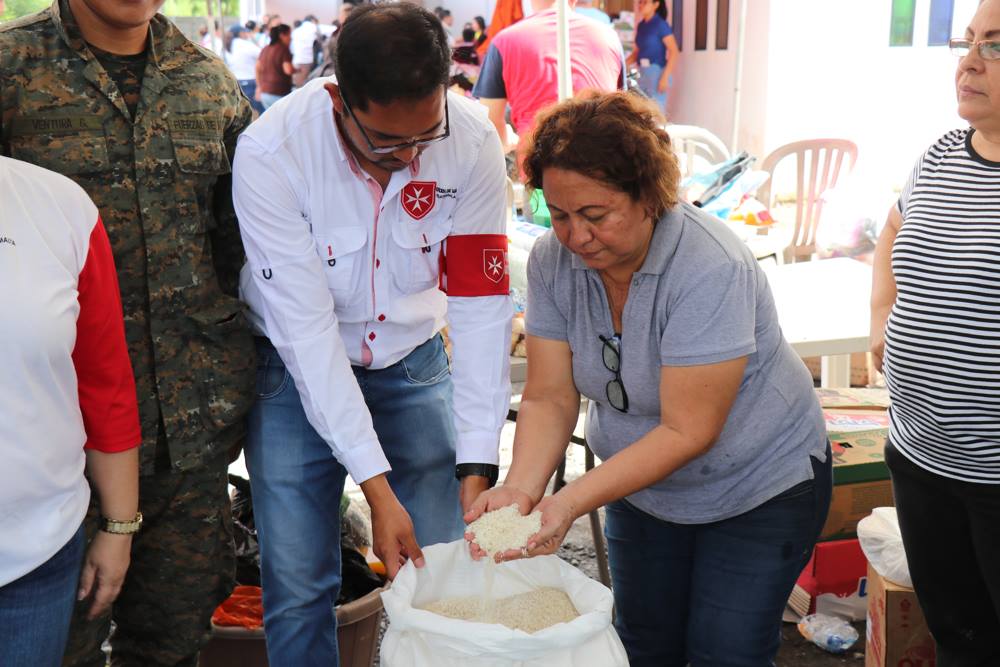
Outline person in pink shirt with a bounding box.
[472,0,625,154]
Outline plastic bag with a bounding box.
[857,507,912,588]
[797,613,859,653]
[682,162,770,221]
[814,179,896,259]
[380,541,628,666]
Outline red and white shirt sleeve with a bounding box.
[440,127,513,466]
[73,219,143,453]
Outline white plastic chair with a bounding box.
[665,124,732,177]
[757,139,859,263]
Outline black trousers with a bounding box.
[885,441,1000,667]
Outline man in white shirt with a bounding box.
[232,4,511,664]
[289,14,318,86]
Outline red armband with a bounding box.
[439,233,510,296]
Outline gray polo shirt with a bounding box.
[526,202,827,524]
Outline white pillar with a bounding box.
[556,0,573,101]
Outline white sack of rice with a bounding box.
[422,587,579,633]
[466,505,542,556]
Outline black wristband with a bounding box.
[455,463,499,487]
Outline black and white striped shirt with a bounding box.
[885,128,1000,483]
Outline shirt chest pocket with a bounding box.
[173,137,231,233]
[390,202,455,294]
[319,226,368,306]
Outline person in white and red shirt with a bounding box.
[232,4,511,664]
[0,156,141,667]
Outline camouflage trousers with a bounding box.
[62,452,235,667]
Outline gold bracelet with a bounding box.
[100,511,143,535]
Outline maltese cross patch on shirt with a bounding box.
[401,181,436,220]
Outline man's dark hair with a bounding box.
[335,2,450,111]
[461,27,475,42]
[269,23,291,43]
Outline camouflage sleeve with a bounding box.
[210,83,254,297]
[0,37,10,155]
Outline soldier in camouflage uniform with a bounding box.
[0,0,256,664]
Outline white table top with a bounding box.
[763,257,873,358]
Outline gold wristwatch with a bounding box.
[100,512,143,535]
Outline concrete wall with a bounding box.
[763,0,977,192]
[668,0,979,196]
[667,0,771,159]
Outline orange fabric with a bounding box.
[212,585,264,629]
[476,0,524,58]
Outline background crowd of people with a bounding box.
[207,0,678,125]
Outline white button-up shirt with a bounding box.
[233,80,512,484]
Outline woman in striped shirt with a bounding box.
[870,1,1000,663]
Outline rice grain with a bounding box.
[467,505,542,556]
[422,588,579,633]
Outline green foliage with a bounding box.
[161,0,239,18]
[1,0,50,22]
[0,0,239,21]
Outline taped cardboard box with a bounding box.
[822,414,893,541]
[866,564,936,667]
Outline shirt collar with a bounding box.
[570,204,684,275]
[52,0,198,72]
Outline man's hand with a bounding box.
[78,532,132,620]
[459,475,491,515]
[658,75,669,94]
[362,474,424,580]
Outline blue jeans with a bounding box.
[245,335,464,666]
[0,524,85,667]
[238,79,265,114]
[638,63,669,112]
[260,92,284,110]
[605,451,832,667]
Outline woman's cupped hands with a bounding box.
[463,486,577,563]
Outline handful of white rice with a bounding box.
[466,505,542,556]
[422,588,579,633]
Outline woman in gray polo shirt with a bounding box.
[466,92,831,666]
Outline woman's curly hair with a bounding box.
[522,91,681,219]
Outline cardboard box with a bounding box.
[866,564,936,667]
[791,538,869,621]
[822,412,893,541]
[817,387,891,410]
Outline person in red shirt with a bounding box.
[256,23,294,110]
[0,157,142,667]
[472,0,625,154]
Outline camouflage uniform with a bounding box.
[0,1,255,664]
